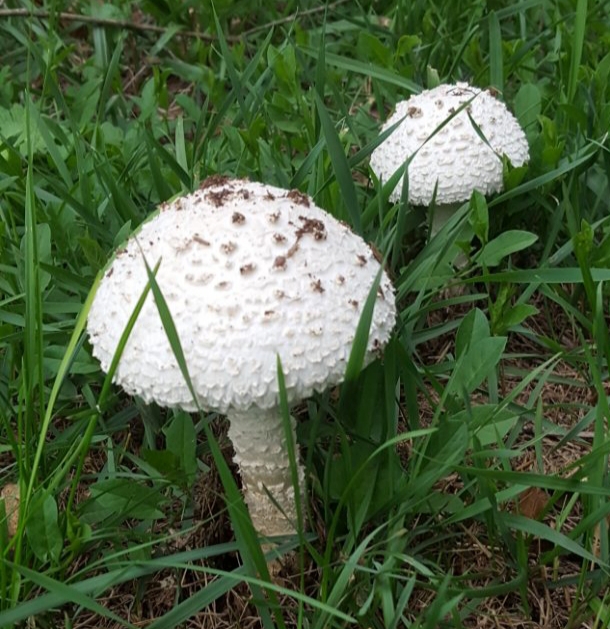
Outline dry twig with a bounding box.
[0,1,350,43]
[0,8,227,42]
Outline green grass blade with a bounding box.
[488,11,503,92]
[301,47,420,93]
[314,92,361,232]
[96,33,125,122]
[567,0,587,103]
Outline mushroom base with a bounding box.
[227,407,306,539]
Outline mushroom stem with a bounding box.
[227,407,305,539]
[429,202,462,238]
[429,202,471,269]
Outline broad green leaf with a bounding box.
[396,34,422,57]
[477,230,538,267]
[85,479,166,522]
[358,32,392,66]
[0,104,45,154]
[473,415,519,447]
[455,308,490,359]
[26,493,63,563]
[495,303,539,334]
[449,337,507,397]
[140,449,181,481]
[268,44,297,90]
[513,83,541,137]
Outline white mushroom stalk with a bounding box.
[370,82,529,242]
[227,408,304,537]
[87,177,396,540]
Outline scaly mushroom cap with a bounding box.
[88,177,396,413]
[370,82,529,206]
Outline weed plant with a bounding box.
[1,0,610,627]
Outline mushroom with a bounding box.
[87,177,396,540]
[370,82,529,243]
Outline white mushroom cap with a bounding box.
[87,177,396,413]
[370,82,529,206]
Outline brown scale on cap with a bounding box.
[232,212,246,225]
[199,174,230,190]
[207,187,233,207]
[193,234,210,246]
[286,189,310,207]
[407,106,423,118]
[311,279,324,293]
[285,241,299,259]
[273,233,287,243]
[273,256,287,270]
[221,242,237,254]
[295,216,326,240]
[240,263,256,274]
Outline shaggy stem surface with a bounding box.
[227,407,305,539]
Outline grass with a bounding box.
[1,0,610,627]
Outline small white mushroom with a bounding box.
[370,82,529,238]
[87,177,396,540]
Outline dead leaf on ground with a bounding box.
[516,487,549,520]
[1,482,20,537]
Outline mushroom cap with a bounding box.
[370,82,529,206]
[87,178,396,413]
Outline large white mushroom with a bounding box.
[370,82,529,239]
[87,177,396,540]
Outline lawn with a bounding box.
[1,0,610,627]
